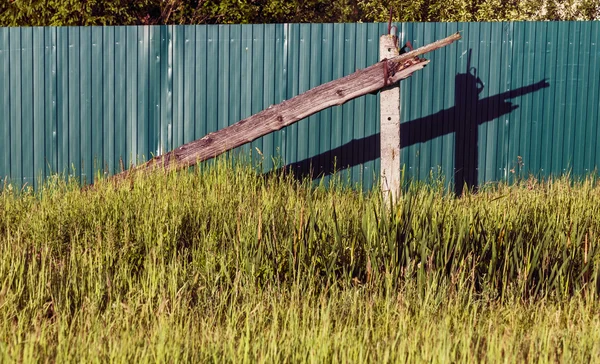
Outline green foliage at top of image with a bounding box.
[1,159,600,361]
[0,0,598,26]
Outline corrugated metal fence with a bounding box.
[1,22,599,190]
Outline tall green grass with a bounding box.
[1,160,600,362]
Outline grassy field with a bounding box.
[1,160,600,362]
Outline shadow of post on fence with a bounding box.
[280,49,549,195]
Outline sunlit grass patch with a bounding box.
[1,160,600,362]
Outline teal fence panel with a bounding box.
[1,22,599,191]
[399,21,600,193]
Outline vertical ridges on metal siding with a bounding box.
[148,26,161,158]
[230,24,242,128]
[483,23,501,183]
[475,22,491,183]
[205,25,218,138]
[285,23,299,166]
[318,23,334,184]
[352,23,367,186]
[67,27,80,179]
[91,27,103,180]
[540,22,556,176]
[137,26,150,161]
[361,23,379,190]
[588,23,600,170]
[217,25,229,134]
[517,22,535,178]
[193,25,207,143]
[419,22,435,182]
[441,22,458,185]
[329,24,344,174]
[401,22,418,180]
[45,27,58,178]
[341,23,356,182]
[428,23,445,180]
[56,27,67,175]
[374,22,387,180]
[572,21,588,176]
[262,24,278,171]
[172,25,184,149]
[399,22,410,177]
[296,24,311,168]
[576,21,592,174]
[504,23,515,180]
[524,22,538,177]
[414,21,426,181]
[20,28,33,188]
[307,23,322,169]
[563,21,578,175]
[0,28,8,182]
[241,24,253,158]
[414,22,427,181]
[9,28,22,186]
[497,22,513,180]
[530,22,547,175]
[102,27,115,174]
[241,24,254,160]
[508,21,525,182]
[465,22,480,188]
[434,21,450,180]
[561,22,575,172]
[451,22,466,187]
[114,27,127,172]
[440,23,460,183]
[552,22,569,175]
[280,24,288,163]
[241,25,253,123]
[182,25,195,145]
[250,24,266,168]
[79,27,92,184]
[229,24,243,158]
[125,26,137,166]
[271,24,286,165]
[160,25,173,155]
[32,27,45,188]
[240,24,253,157]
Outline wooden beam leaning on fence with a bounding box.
[106,32,462,186]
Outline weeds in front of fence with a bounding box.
[1,159,600,362]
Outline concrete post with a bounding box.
[379,34,401,204]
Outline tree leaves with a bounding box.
[1,0,598,27]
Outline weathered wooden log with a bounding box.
[111,32,461,183]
